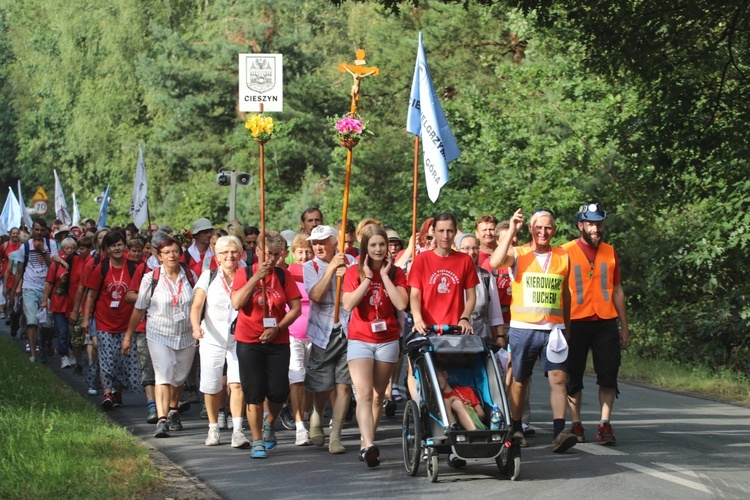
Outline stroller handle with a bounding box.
[425,324,463,335]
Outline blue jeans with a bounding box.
[53,312,70,355]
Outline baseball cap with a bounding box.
[306,225,337,242]
[546,327,569,363]
[192,218,213,234]
[576,203,607,223]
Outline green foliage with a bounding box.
[0,0,748,374]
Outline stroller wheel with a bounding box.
[402,400,421,476]
[497,442,521,481]
[426,448,439,483]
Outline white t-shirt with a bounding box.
[18,239,58,291]
[195,268,235,347]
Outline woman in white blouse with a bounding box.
[122,236,197,438]
[190,235,249,448]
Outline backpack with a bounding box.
[149,262,197,298]
[99,258,138,291]
[229,266,286,336]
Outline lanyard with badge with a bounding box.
[261,268,278,329]
[370,279,387,333]
[164,272,185,321]
[110,265,126,309]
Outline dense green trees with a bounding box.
[0,0,747,372]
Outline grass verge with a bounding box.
[0,336,159,499]
[617,350,750,406]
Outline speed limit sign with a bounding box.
[33,200,48,215]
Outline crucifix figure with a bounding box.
[339,49,380,114]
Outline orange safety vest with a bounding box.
[510,246,568,325]
[562,240,617,320]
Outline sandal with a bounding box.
[391,385,403,402]
[251,440,267,459]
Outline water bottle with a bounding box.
[490,404,503,431]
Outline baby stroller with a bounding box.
[402,326,521,482]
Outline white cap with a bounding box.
[306,225,337,242]
[546,327,569,363]
[280,229,296,247]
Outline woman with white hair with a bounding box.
[190,235,250,448]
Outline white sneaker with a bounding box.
[29,356,36,363]
[68,354,77,366]
[217,410,227,430]
[205,427,221,446]
[295,427,312,446]
[61,356,70,369]
[87,387,98,396]
[231,429,250,449]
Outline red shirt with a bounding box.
[343,265,407,343]
[407,250,479,326]
[45,262,70,314]
[2,241,20,288]
[477,250,491,268]
[443,385,480,407]
[232,265,301,344]
[128,262,149,333]
[85,260,137,333]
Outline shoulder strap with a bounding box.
[180,262,196,287]
[200,268,220,323]
[127,260,137,277]
[208,268,218,286]
[150,267,161,298]
[99,258,110,291]
[23,241,30,267]
[275,267,286,289]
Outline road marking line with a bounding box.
[652,462,701,478]
[576,443,627,456]
[726,443,750,447]
[617,462,713,494]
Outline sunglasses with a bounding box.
[426,235,434,241]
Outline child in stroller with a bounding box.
[436,364,486,431]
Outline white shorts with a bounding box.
[288,337,312,385]
[347,339,400,363]
[149,341,196,387]
[199,340,241,394]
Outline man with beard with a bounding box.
[562,203,629,446]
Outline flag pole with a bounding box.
[411,136,420,262]
[333,50,379,325]
[258,102,269,317]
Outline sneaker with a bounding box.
[87,387,98,396]
[522,423,536,436]
[596,422,617,446]
[61,356,70,369]
[29,356,36,363]
[383,399,397,417]
[111,392,123,407]
[263,421,277,450]
[571,422,587,443]
[154,419,170,438]
[251,441,267,459]
[362,445,380,468]
[0,312,6,319]
[167,411,183,431]
[447,453,466,468]
[217,410,227,430]
[552,432,578,453]
[295,427,312,446]
[187,390,201,404]
[391,385,403,402]
[231,429,251,449]
[68,354,77,366]
[73,364,83,375]
[513,430,528,448]
[177,400,191,413]
[200,404,208,419]
[205,427,221,446]
[146,409,159,424]
[101,393,114,411]
[25,342,30,353]
[279,404,295,430]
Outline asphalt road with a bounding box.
[5,323,750,499]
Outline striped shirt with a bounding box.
[303,255,356,349]
[135,265,196,350]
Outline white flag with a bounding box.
[130,144,149,229]
[0,187,22,236]
[406,32,461,203]
[54,169,72,225]
[17,181,33,229]
[71,192,81,228]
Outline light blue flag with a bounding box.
[97,184,111,228]
[17,181,33,229]
[406,31,461,202]
[0,187,22,235]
